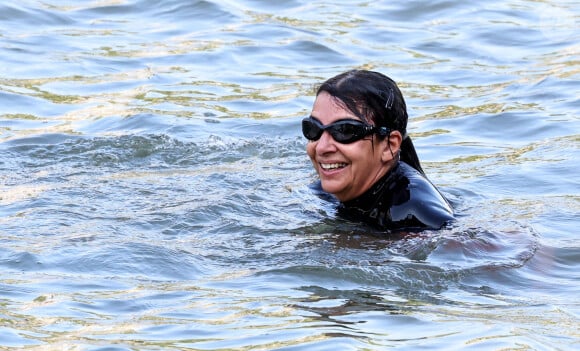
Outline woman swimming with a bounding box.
[303,70,454,231]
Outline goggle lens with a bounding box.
[302,117,376,144]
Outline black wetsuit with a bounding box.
[313,161,454,231]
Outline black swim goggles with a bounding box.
[302,117,389,144]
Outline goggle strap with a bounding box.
[377,126,389,137]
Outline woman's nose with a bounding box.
[315,131,337,154]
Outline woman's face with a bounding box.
[307,91,391,202]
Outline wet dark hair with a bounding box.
[316,69,425,175]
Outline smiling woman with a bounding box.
[303,69,454,232]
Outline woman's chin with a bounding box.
[320,181,347,200]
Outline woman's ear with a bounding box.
[380,130,403,163]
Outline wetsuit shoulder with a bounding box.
[337,162,454,231]
[390,162,454,230]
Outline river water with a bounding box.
[0,0,578,350]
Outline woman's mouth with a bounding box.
[319,162,347,171]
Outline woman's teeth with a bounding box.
[320,163,347,170]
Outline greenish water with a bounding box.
[0,0,578,350]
